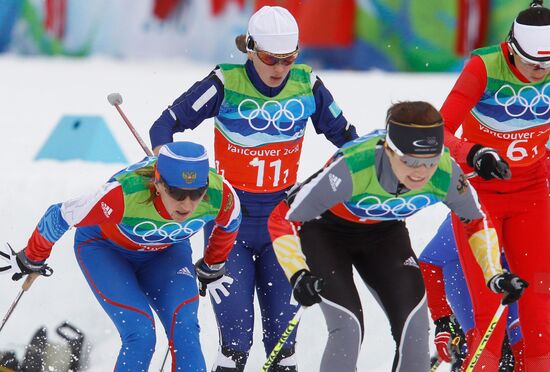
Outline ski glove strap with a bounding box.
[488,272,528,305]
[467,145,511,180]
[290,269,324,307]
[0,244,52,281]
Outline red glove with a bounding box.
[434,315,466,363]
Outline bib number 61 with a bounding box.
[506,139,539,162]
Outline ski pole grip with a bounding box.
[22,273,40,291]
[107,93,153,157]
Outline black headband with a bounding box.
[386,120,444,155]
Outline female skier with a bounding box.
[440,0,550,368]
[148,6,356,371]
[0,141,241,372]
[419,213,523,371]
[267,101,527,372]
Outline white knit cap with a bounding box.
[247,6,299,55]
[511,21,550,61]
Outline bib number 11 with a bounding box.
[250,157,288,188]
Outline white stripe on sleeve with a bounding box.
[168,108,177,121]
[192,85,217,112]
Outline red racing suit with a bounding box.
[441,42,550,370]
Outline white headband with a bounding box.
[512,21,550,61]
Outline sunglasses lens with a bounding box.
[518,54,550,69]
[535,61,550,69]
[167,185,207,201]
[257,51,298,66]
[401,155,440,168]
[257,52,277,66]
[282,54,298,65]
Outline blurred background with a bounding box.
[0,0,527,71]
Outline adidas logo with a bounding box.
[328,173,342,192]
[177,267,193,278]
[101,202,113,218]
[403,256,419,269]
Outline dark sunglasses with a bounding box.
[256,50,299,66]
[165,184,208,201]
[158,175,208,201]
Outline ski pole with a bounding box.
[261,306,305,372]
[107,93,153,156]
[465,303,506,371]
[430,357,441,372]
[0,273,42,334]
[107,93,168,371]
[159,346,170,372]
[449,335,466,371]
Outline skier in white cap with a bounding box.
[149,5,358,371]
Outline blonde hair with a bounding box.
[133,166,156,204]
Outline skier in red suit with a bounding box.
[441,1,550,369]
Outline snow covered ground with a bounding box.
[0,56,457,371]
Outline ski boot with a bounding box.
[20,327,48,372]
[0,350,20,371]
[56,321,86,371]
[499,335,515,372]
[212,346,248,372]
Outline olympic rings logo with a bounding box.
[237,98,305,132]
[355,194,432,218]
[494,83,550,117]
[132,219,206,242]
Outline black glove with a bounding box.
[434,315,466,364]
[290,269,324,306]
[0,244,52,281]
[488,272,528,305]
[467,145,511,180]
[194,258,226,297]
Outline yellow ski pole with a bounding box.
[430,358,442,372]
[465,303,506,371]
[261,306,304,372]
